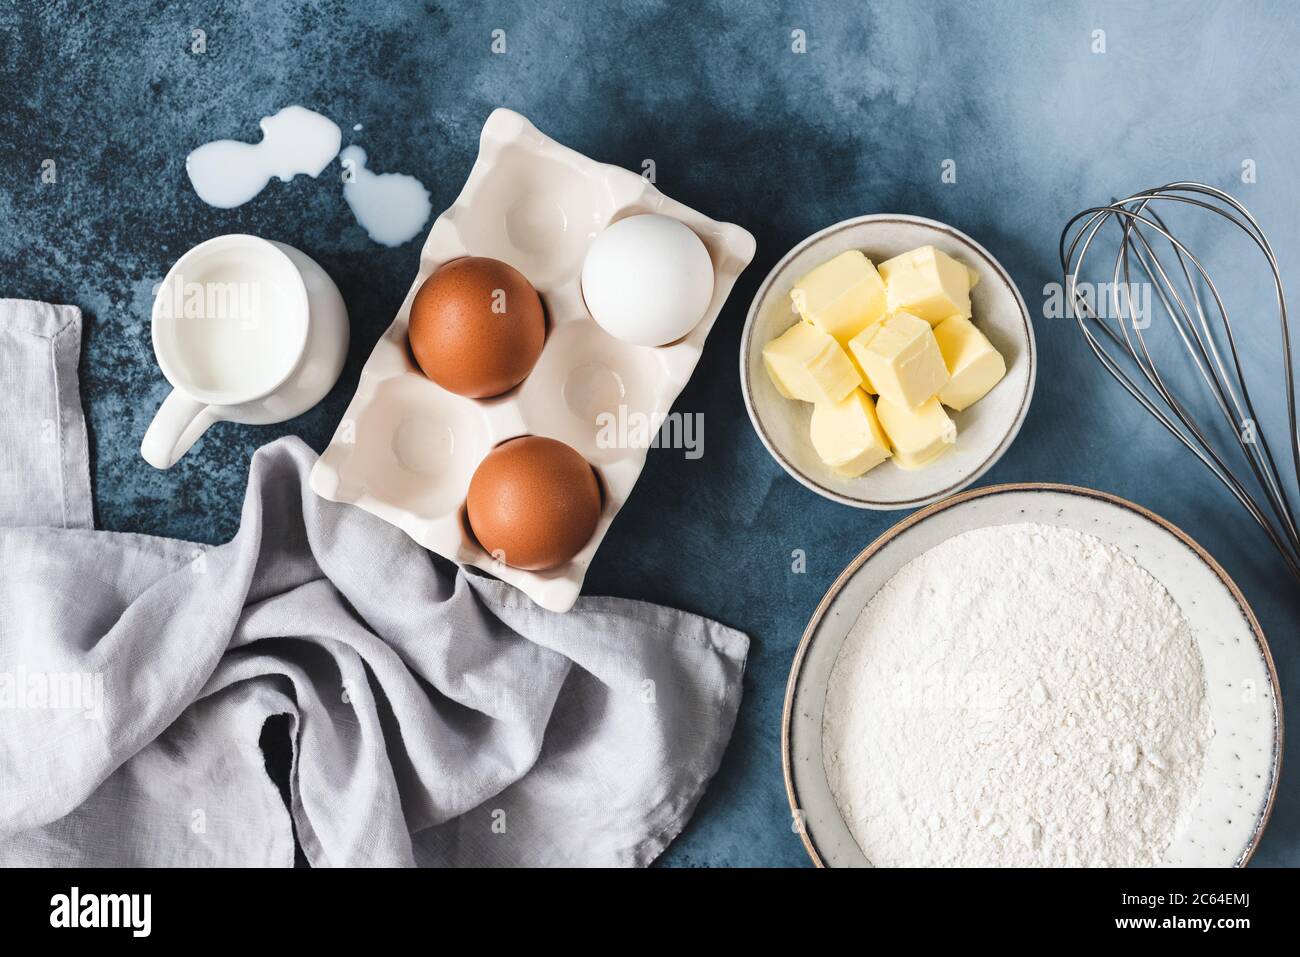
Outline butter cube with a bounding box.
[848,320,882,394]
[790,250,887,344]
[933,315,1007,411]
[848,311,949,410]
[810,389,892,477]
[876,395,957,469]
[878,245,976,325]
[763,321,862,404]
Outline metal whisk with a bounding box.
[1060,182,1300,583]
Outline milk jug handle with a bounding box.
[140,390,218,469]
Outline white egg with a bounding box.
[581,214,715,347]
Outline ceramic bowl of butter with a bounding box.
[740,215,1035,509]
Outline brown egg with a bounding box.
[408,257,546,398]
[466,436,602,571]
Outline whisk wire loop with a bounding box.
[1060,183,1300,582]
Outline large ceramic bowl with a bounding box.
[783,483,1282,867]
[740,215,1035,509]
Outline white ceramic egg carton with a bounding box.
[310,109,755,611]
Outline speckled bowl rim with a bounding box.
[781,481,1283,868]
[739,214,1037,509]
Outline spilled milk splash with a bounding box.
[185,105,431,247]
[185,106,340,209]
[340,146,433,249]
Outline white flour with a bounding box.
[823,523,1212,867]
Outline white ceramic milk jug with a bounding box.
[141,234,348,468]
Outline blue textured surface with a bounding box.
[1,0,1297,867]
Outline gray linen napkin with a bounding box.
[0,298,747,867]
[0,300,92,530]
